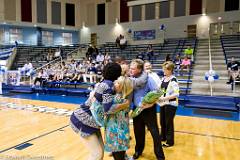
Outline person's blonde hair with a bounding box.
[115,76,133,99]
[121,64,129,76]
[162,61,175,73]
[130,59,144,71]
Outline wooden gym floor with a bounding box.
[0,97,239,160]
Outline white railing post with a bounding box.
[208,37,213,96]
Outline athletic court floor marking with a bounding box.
[1,124,239,154]
[0,102,74,116]
[0,125,69,154]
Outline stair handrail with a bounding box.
[220,36,228,65]
[33,46,81,73]
[193,38,198,62]
[208,36,213,96]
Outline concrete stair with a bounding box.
[191,38,239,96]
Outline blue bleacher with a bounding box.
[184,95,239,112]
[0,47,15,60]
[220,35,240,64]
[101,38,197,95]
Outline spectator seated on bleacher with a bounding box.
[53,64,64,82]
[63,59,77,81]
[20,60,33,76]
[96,52,105,64]
[136,50,145,60]
[119,35,127,49]
[33,68,48,87]
[173,54,182,75]
[115,35,120,47]
[226,57,240,84]
[59,62,71,82]
[47,49,54,62]
[83,62,97,83]
[96,63,104,82]
[54,49,61,59]
[184,46,194,61]
[59,47,67,59]
[69,59,77,71]
[104,52,111,62]
[71,62,85,83]
[180,56,191,74]
[86,45,94,61]
[46,64,54,81]
[92,46,99,60]
[165,54,171,62]
[146,44,154,61]
[15,41,18,47]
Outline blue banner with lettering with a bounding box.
[133,30,156,41]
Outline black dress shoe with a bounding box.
[133,152,142,159]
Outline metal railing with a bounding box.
[34,47,81,72]
[208,37,213,96]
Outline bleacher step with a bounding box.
[184,102,237,111]
[184,95,238,111]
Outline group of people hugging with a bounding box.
[70,57,180,160]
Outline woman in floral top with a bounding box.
[104,76,134,160]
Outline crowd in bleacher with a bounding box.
[136,44,193,76]
[31,41,196,92]
[32,46,113,87]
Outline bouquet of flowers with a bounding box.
[130,89,165,118]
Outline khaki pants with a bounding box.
[80,131,104,160]
[83,74,97,83]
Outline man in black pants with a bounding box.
[129,59,165,160]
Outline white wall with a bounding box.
[80,10,240,45]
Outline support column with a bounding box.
[61,1,66,26]
[141,5,145,21]
[47,0,51,25]
[239,0,240,10]
[75,1,81,27]
[16,0,21,22]
[170,0,174,18]
[220,0,225,12]
[129,6,132,22]
[155,3,159,19]
[32,0,37,23]
[202,0,207,14]
[185,0,190,16]
[116,0,120,22]
[105,2,109,25]
[0,0,4,20]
